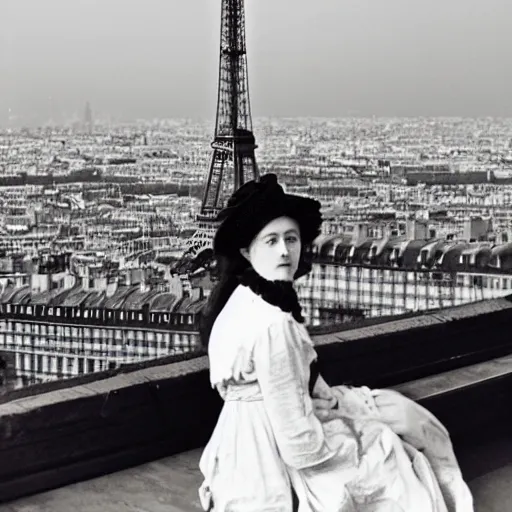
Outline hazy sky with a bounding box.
[1,0,511,124]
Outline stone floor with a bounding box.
[2,446,511,512]
[470,464,512,512]
[1,450,205,512]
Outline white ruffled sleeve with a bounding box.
[254,316,336,469]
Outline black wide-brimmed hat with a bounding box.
[213,173,322,258]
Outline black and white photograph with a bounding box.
[0,0,511,510]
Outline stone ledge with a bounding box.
[394,354,512,401]
[4,423,512,512]
[1,355,209,417]
[0,350,207,405]
[392,354,512,481]
[1,298,512,503]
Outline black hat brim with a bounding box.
[214,193,322,258]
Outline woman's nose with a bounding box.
[278,239,289,256]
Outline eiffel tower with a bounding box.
[185,0,259,260]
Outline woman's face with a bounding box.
[240,216,301,282]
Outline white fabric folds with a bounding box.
[199,285,473,512]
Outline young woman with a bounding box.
[198,174,473,512]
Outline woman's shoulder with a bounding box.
[208,285,314,381]
[207,286,295,377]
[212,285,295,338]
[232,284,290,319]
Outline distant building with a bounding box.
[0,259,206,388]
[0,299,204,388]
[84,101,93,134]
[297,234,512,326]
[0,351,16,395]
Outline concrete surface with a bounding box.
[2,445,510,512]
[1,449,204,512]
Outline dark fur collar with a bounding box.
[238,267,304,323]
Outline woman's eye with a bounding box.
[266,238,277,246]
[286,236,298,243]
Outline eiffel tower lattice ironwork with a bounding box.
[200,0,259,219]
[177,0,259,268]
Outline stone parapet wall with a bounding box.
[1,296,512,503]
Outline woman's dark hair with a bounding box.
[199,253,249,349]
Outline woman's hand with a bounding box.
[312,385,339,422]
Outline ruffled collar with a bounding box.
[238,267,304,324]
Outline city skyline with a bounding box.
[1,0,512,126]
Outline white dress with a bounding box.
[198,284,471,512]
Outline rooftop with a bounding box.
[0,283,207,315]
[314,235,512,273]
